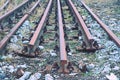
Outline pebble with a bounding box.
[69,73,78,76]
[109,50,118,55]
[87,63,95,70]
[38,46,44,50]
[68,52,72,56]
[102,66,111,73]
[82,16,87,21]
[28,73,41,80]
[1,54,13,61]
[17,64,27,68]
[17,72,31,80]
[10,35,18,43]
[112,66,119,71]
[50,50,57,57]
[22,40,29,44]
[106,73,119,80]
[8,65,15,73]
[0,73,6,80]
[22,20,30,27]
[16,68,24,78]
[45,74,54,80]
[53,75,59,78]
[7,43,22,51]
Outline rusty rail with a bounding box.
[80,0,120,47]
[57,0,68,73]
[67,0,100,51]
[0,0,29,21]
[0,0,40,53]
[28,0,53,54]
[67,0,93,42]
[0,0,10,11]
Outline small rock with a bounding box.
[78,36,82,41]
[68,52,72,56]
[2,54,13,61]
[50,52,57,57]
[102,66,111,73]
[18,34,23,39]
[0,73,6,80]
[106,73,119,80]
[50,50,57,57]
[45,74,54,80]
[22,40,29,44]
[82,16,86,21]
[10,35,18,43]
[38,46,44,50]
[109,50,118,55]
[83,58,89,62]
[8,65,15,73]
[87,63,95,70]
[28,73,41,80]
[17,64,27,68]
[78,61,88,72]
[113,66,119,71]
[7,43,22,52]
[17,72,31,80]
[69,73,78,76]
[16,68,24,78]
[22,20,30,27]
[53,75,59,78]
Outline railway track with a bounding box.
[0,0,36,41]
[0,0,46,53]
[0,0,120,76]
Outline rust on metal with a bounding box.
[0,14,29,50]
[29,0,53,46]
[28,0,40,14]
[81,0,120,47]
[67,0,102,51]
[57,0,68,73]
[57,0,67,64]
[0,0,40,52]
[0,0,29,21]
[68,0,94,42]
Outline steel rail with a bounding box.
[0,0,40,52]
[0,0,29,21]
[67,0,94,43]
[57,0,67,65]
[29,0,53,51]
[80,0,120,47]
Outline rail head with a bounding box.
[57,0,67,64]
